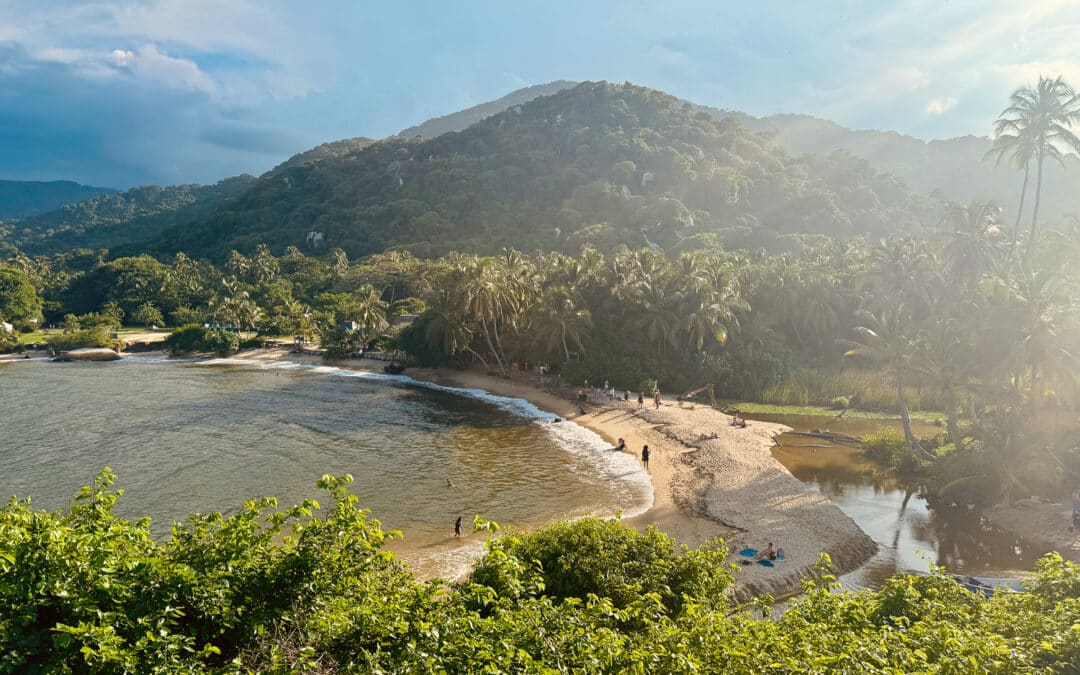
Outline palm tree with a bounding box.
[989,76,1080,262]
[529,286,592,361]
[351,284,389,344]
[940,201,1005,287]
[840,305,932,459]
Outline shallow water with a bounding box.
[0,358,651,576]
[764,415,1050,589]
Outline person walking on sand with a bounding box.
[1071,488,1080,531]
[638,392,644,408]
[454,516,463,538]
[653,391,662,409]
[641,445,650,470]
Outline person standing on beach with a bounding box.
[454,516,463,538]
[641,445,650,469]
[653,391,662,409]
[638,392,644,408]
[1072,488,1080,531]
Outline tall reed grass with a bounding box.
[760,368,946,412]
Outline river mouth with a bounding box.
[756,413,1050,590]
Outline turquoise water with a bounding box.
[0,357,651,575]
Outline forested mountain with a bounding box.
[395,81,575,140]
[146,82,935,260]
[10,176,256,255]
[8,80,1074,261]
[719,110,1080,221]
[0,180,116,220]
[270,137,375,173]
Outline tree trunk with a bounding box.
[465,346,492,374]
[478,316,505,375]
[561,323,570,362]
[1024,154,1045,265]
[945,390,964,451]
[896,371,918,452]
[1010,164,1029,259]
[896,370,934,460]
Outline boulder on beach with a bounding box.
[53,348,121,362]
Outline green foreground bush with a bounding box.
[165,325,240,355]
[2,472,1078,673]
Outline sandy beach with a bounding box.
[223,348,878,600]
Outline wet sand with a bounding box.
[986,502,1080,564]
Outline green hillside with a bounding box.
[0,180,116,220]
[713,109,1080,221]
[395,80,576,139]
[9,176,256,255]
[147,81,934,260]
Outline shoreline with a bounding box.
[225,348,879,600]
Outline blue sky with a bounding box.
[1,0,1078,188]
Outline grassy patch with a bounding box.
[716,399,945,421]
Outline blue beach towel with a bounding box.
[738,548,758,557]
[757,559,774,567]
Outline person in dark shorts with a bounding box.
[454,516,463,538]
[641,445,650,469]
[638,392,644,408]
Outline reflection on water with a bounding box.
[0,359,650,577]
[761,415,1049,590]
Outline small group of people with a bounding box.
[613,437,650,470]
[698,431,719,441]
[729,414,747,428]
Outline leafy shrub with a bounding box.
[238,336,264,350]
[639,378,658,396]
[2,473,1079,672]
[200,328,239,354]
[131,301,164,327]
[164,325,238,355]
[829,395,850,409]
[46,324,118,351]
[468,518,732,617]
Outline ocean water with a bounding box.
[0,357,652,576]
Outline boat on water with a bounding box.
[951,574,1026,596]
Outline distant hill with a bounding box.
[0,180,116,220]
[395,81,577,140]
[143,81,934,260]
[704,109,1080,222]
[11,176,257,255]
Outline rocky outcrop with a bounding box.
[53,348,121,362]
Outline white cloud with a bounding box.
[925,97,957,115]
[110,49,135,67]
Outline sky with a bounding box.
[1,0,1078,189]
